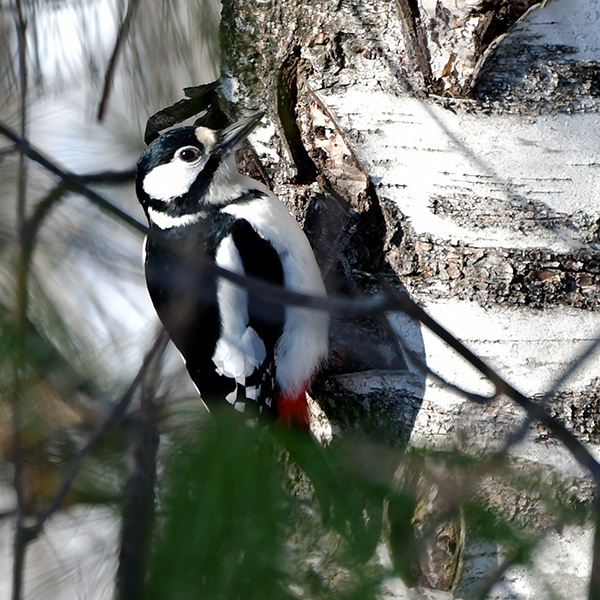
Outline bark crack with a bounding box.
[395,0,436,91]
[276,48,319,184]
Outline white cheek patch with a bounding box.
[143,156,206,201]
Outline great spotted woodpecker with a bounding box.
[135,112,329,428]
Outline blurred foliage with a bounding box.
[0,0,597,598]
[148,411,296,600]
[0,1,222,594]
[0,293,112,509]
[139,407,592,599]
[147,410,388,600]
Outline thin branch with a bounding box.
[21,169,134,261]
[0,123,390,314]
[0,122,394,315]
[471,545,534,600]
[14,0,27,229]
[386,286,600,485]
[488,334,600,468]
[21,183,67,264]
[407,350,498,404]
[0,144,17,157]
[76,168,136,183]
[97,0,141,121]
[0,121,146,233]
[23,330,169,541]
[401,341,496,405]
[116,329,167,600]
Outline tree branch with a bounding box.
[23,330,169,541]
[97,0,141,121]
[0,121,146,233]
[2,119,600,515]
[116,329,167,600]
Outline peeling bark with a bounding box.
[396,0,437,91]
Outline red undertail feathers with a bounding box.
[274,385,310,430]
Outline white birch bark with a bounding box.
[221,0,600,597]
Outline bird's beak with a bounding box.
[213,111,265,157]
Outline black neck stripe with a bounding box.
[186,152,223,201]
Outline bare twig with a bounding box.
[116,329,167,600]
[3,121,600,546]
[391,317,496,405]
[487,334,600,472]
[5,119,600,487]
[0,123,391,314]
[471,544,534,600]
[14,0,27,229]
[0,121,146,233]
[386,287,600,484]
[97,0,141,121]
[0,144,17,157]
[23,330,169,541]
[76,168,136,183]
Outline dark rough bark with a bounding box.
[220,0,424,449]
[406,240,600,310]
[395,0,437,91]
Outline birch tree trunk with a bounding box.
[219,0,600,597]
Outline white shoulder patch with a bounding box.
[222,186,330,396]
[212,235,267,382]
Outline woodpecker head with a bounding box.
[136,112,264,228]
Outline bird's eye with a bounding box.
[176,147,200,163]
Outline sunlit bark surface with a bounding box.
[221,0,600,597]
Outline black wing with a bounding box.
[144,215,285,419]
[144,225,230,399]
